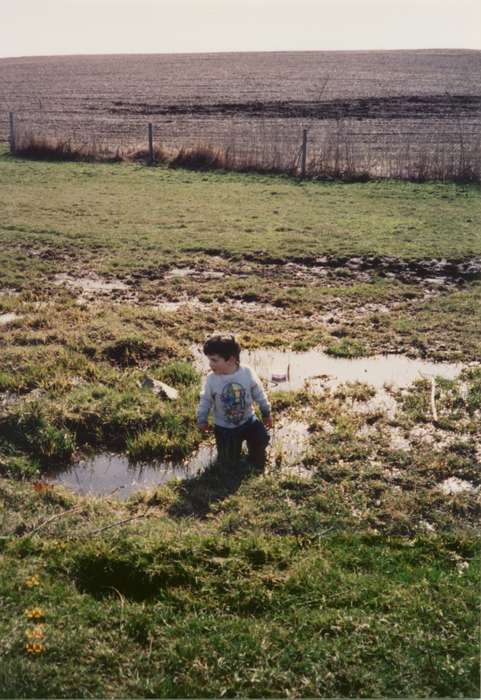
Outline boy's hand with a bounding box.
[198,423,211,433]
[263,415,273,429]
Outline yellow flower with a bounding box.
[25,626,45,640]
[25,607,44,620]
[25,642,44,654]
[25,575,40,588]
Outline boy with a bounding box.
[197,334,273,469]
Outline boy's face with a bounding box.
[207,353,237,374]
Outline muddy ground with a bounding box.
[31,252,478,361]
[1,252,479,528]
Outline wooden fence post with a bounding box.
[300,128,308,177]
[9,112,16,153]
[148,123,154,165]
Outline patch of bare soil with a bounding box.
[438,476,479,495]
[129,254,478,303]
[3,51,479,156]
[154,297,285,317]
[53,272,129,293]
[159,254,480,300]
[269,418,311,474]
[108,94,481,120]
[58,254,479,295]
[9,242,81,263]
[52,272,137,304]
[0,392,20,411]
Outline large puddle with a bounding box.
[193,348,463,391]
[44,349,465,499]
[45,445,215,500]
[45,417,311,499]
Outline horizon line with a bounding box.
[1,46,480,61]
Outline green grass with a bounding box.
[1,369,478,696]
[1,146,479,362]
[0,496,478,698]
[0,148,480,284]
[1,150,480,697]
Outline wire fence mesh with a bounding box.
[4,108,481,181]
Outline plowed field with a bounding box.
[1,49,480,162]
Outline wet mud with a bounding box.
[235,254,481,284]
[40,256,480,363]
[133,254,480,294]
[108,94,481,121]
[47,255,481,307]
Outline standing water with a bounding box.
[45,349,464,499]
[45,445,215,500]
[194,347,463,390]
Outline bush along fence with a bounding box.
[7,112,481,183]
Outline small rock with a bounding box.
[346,257,362,270]
[141,376,178,400]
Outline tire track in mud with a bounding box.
[180,250,481,284]
[33,254,480,309]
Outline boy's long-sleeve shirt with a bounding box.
[197,365,271,428]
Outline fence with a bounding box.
[6,110,481,183]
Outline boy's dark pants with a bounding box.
[214,417,270,469]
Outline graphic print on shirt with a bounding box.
[220,382,247,425]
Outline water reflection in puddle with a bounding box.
[194,348,463,391]
[45,444,215,500]
[45,418,312,498]
[45,419,312,499]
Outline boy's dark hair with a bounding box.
[203,334,241,361]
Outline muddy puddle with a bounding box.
[37,348,468,500]
[194,347,463,391]
[45,444,215,500]
[44,416,311,498]
[194,347,467,454]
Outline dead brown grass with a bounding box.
[10,124,481,183]
[14,130,124,163]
